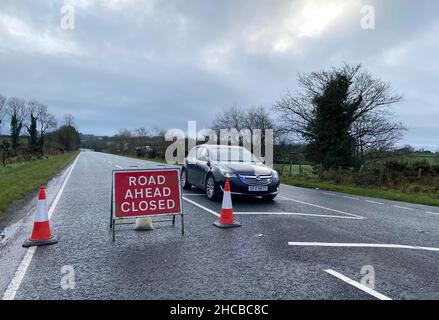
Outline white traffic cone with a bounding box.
[213,179,241,228]
[23,187,58,247]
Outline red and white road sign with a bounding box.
[112,168,182,218]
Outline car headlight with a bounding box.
[223,172,237,179]
[272,171,279,179]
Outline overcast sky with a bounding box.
[0,0,438,150]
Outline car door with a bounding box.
[195,147,210,188]
[198,147,211,187]
[186,147,198,185]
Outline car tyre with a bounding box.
[205,174,220,201]
[181,168,192,190]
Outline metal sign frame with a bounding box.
[110,167,184,242]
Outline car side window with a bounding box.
[197,147,208,161]
[188,148,197,158]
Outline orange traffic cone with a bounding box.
[213,179,241,228]
[23,187,58,248]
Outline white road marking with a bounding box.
[115,164,123,169]
[2,153,80,301]
[324,269,391,300]
[2,247,37,300]
[392,205,414,211]
[365,200,384,205]
[182,197,220,217]
[426,211,439,216]
[287,242,439,253]
[182,196,362,220]
[323,192,338,196]
[277,195,365,220]
[343,196,360,200]
[234,212,363,220]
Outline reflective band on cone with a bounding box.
[23,187,58,248]
[213,179,241,229]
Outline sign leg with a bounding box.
[172,215,176,226]
[181,214,184,235]
[110,187,113,229]
[112,220,116,242]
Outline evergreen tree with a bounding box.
[27,113,38,150]
[304,72,362,169]
[10,113,23,150]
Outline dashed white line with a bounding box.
[2,153,81,301]
[182,195,363,220]
[365,200,384,205]
[235,212,363,220]
[324,269,391,300]
[323,192,338,196]
[287,242,439,253]
[277,195,365,220]
[426,211,439,216]
[115,164,123,169]
[2,247,37,300]
[343,196,360,200]
[182,197,220,217]
[392,205,414,211]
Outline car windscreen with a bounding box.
[209,147,259,163]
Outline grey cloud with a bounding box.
[0,0,437,150]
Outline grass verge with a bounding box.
[0,152,79,217]
[281,176,439,207]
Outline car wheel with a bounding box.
[181,169,192,190]
[205,174,220,200]
[262,194,277,201]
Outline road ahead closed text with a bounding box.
[113,169,181,218]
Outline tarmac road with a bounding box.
[1,151,439,300]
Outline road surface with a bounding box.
[1,151,439,300]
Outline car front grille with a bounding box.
[238,175,272,185]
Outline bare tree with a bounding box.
[0,94,7,128]
[116,128,132,153]
[351,109,405,159]
[134,127,150,138]
[149,127,164,137]
[36,103,57,136]
[211,105,276,160]
[273,64,404,158]
[213,105,275,133]
[64,114,76,127]
[212,104,246,133]
[7,97,27,121]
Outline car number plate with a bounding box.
[248,186,268,192]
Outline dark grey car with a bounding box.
[181,145,280,200]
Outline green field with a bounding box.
[0,152,79,217]
[281,176,439,207]
[274,164,313,176]
[397,153,439,164]
[274,158,439,207]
